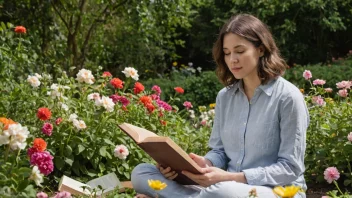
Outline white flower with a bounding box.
[59,102,69,111]
[34,73,42,79]
[68,114,78,122]
[114,145,129,159]
[197,67,202,72]
[76,69,95,84]
[208,109,215,118]
[122,67,139,81]
[188,62,193,67]
[3,123,29,150]
[48,84,70,99]
[95,96,115,112]
[188,110,195,119]
[0,131,10,145]
[27,75,41,88]
[29,166,44,186]
[73,119,86,130]
[88,93,100,101]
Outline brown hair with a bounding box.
[213,14,287,86]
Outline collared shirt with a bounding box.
[204,77,309,189]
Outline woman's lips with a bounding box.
[231,67,242,72]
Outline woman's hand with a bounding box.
[189,153,213,168]
[156,164,178,180]
[182,167,247,187]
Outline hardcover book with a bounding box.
[118,123,202,185]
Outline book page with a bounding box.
[119,123,159,143]
[86,172,122,195]
[58,175,91,195]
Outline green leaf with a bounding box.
[104,138,115,146]
[65,158,74,166]
[54,157,65,170]
[65,145,73,155]
[76,144,85,155]
[99,146,107,157]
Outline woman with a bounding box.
[131,14,309,198]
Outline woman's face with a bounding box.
[223,33,264,81]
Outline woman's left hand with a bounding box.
[181,166,231,187]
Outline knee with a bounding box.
[199,182,247,198]
[131,163,158,191]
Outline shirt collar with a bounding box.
[232,77,278,96]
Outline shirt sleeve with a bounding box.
[204,91,229,169]
[242,91,309,186]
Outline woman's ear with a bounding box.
[258,45,265,57]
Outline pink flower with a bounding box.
[30,151,54,175]
[303,70,312,80]
[321,196,330,198]
[313,79,326,86]
[55,117,63,125]
[151,85,161,95]
[347,132,352,142]
[150,94,160,101]
[200,120,207,126]
[324,167,340,183]
[338,89,348,98]
[41,123,53,136]
[36,192,48,198]
[312,96,325,106]
[114,145,129,160]
[183,101,193,110]
[109,95,130,106]
[324,88,333,93]
[336,81,351,89]
[156,100,172,111]
[27,147,38,158]
[102,71,112,78]
[53,191,71,198]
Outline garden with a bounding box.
[1,1,352,198]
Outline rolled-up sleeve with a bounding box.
[243,92,309,186]
[204,92,229,169]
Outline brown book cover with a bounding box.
[118,123,202,185]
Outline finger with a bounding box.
[156,164,160,169]
[168,173,178,180]
[164,170,176,178]
[160,167,172,175]
[182,171,205,180]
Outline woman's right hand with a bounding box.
[156,164,178,180]
[189,153,213,168]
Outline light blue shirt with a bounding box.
[204,77,309,189]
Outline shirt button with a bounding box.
[244,122,246,125]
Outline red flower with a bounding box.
[140,96,152,106]
[102,71,112,77]
[160,120,167,126]
[55,117,63,125]
[33,138,47,152]
[145,103,155,113]
[110,78,124,89]
[174,87,184,94]
[133,82,145,94]
[14,26,26,34]
[37,107,52,121]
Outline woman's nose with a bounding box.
[230,53,239,63]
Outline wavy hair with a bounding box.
[213,14,287,86]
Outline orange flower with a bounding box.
[37,107,52,121]
[174,87,184,94]
[110,78,124,89]
[160,120,167,126]
[146,103,155,113]
[14,26,26,34]
[133,82,145,94]
[33,138,47,152]
[299,89,304,93]
[0,117,16,130]
[140,96,152,106]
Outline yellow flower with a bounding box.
[209,103,216,109]
[148,179,167,191]
[172,62,178,67]
[273,185,301,198]
[198,106,206,112]
[299,89,304,94]
[325,98,334,104]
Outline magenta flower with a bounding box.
[313,79,326,86]
[41,123,53,136]
[109,94,130,106]
[303,70,312,80]
[151,85,162,95]
[156,100,172,111]
[338,89,348,98]
[30,151,54,176]
[324,167,340,183]
[183,101,193,110]
[347,132,352,142]
[53,191,71,198]
[27,147,38,158]
[150,94,160,101]
[36,192,48,198]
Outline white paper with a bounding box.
[86,172,122,195]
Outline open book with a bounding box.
[118,123,202,185]
[58,172,128,196]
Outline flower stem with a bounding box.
[333,180,344,195]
